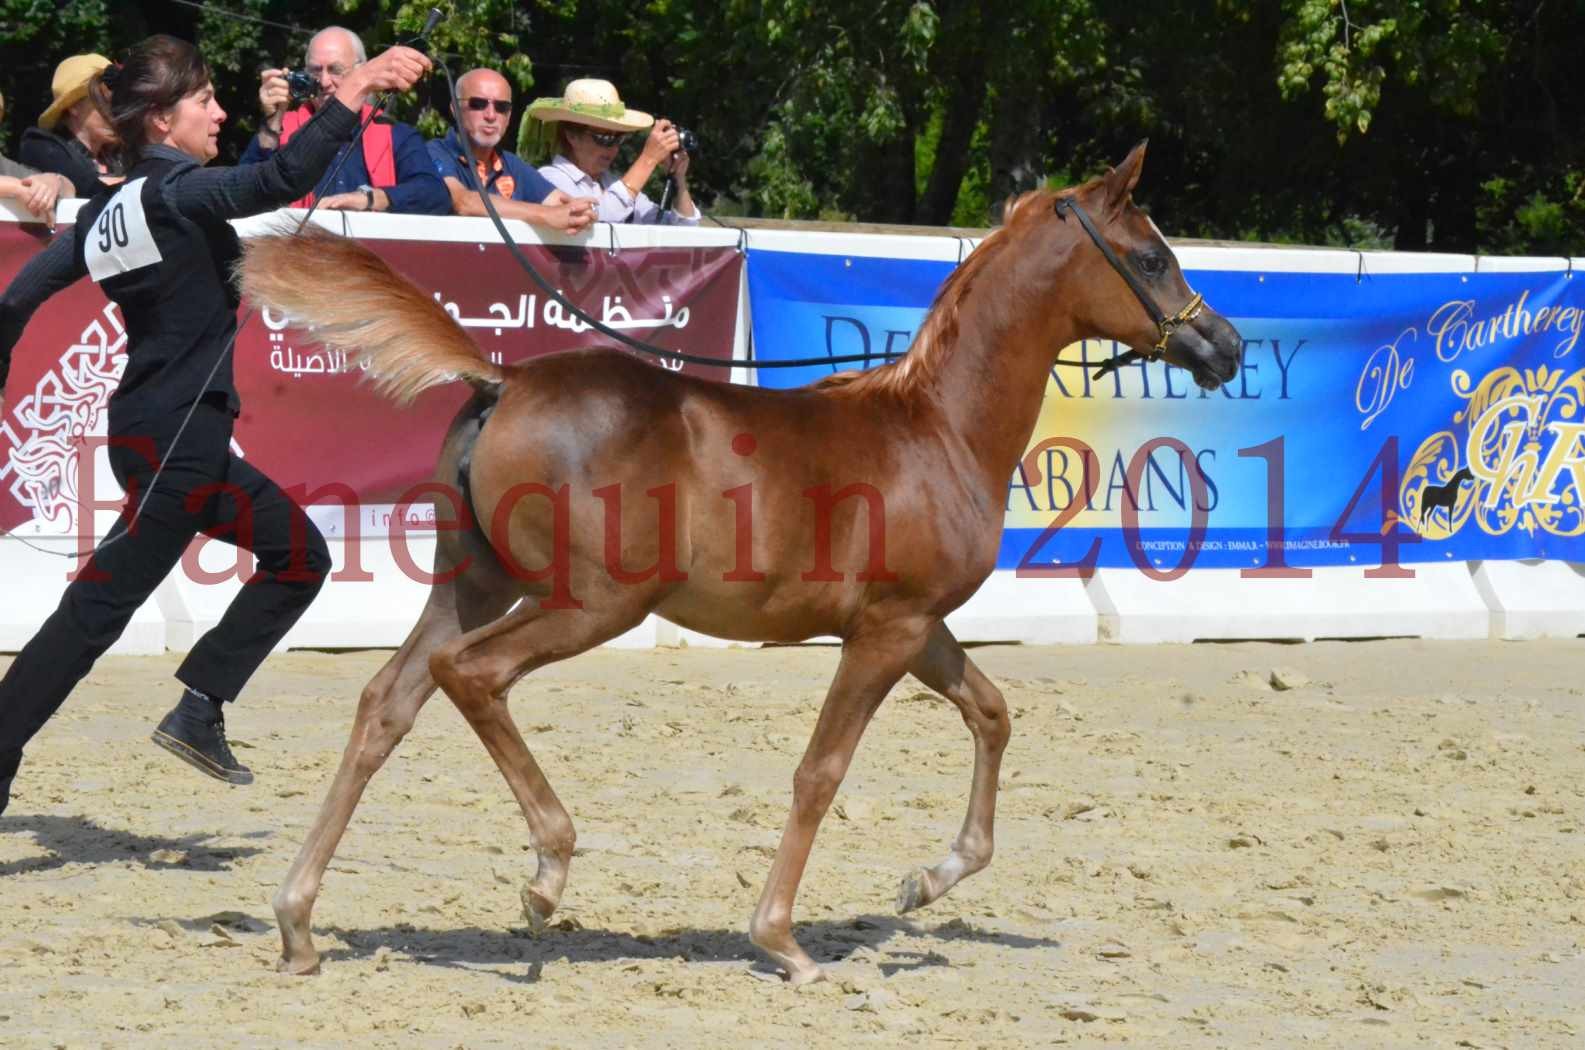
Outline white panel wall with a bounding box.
[4,206,1583,650]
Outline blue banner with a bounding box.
[746,247,1585,570]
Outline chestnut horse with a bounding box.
[240,143,1243,984]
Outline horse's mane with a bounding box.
[815,182,1094,400]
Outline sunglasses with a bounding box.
[580,128,625,147]
[464,97,512,115]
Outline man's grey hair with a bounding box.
[305,26,367,65]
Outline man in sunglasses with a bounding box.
[244,26,448,215]
[427,67,595,234]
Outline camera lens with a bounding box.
[677,127,699,156]
[286,70,318,103]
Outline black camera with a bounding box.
[675,126,700,156]
[286,69,319,104]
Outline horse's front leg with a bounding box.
[895,622,1010,913]
[748,621,929,984]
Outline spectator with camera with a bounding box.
[18,54,125,196]
[243,26,447,215]
[1,91,71,228]
[525,79,699,226]
[427,67,594,233]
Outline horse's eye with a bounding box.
[1138,254,1168,278]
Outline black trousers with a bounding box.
[0,399,329,772]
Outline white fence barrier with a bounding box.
[3,203,1583,649]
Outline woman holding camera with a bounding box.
[525,79,699,226]
[0,34,431,817]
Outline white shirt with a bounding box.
[537,154,699,226]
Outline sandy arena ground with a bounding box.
[1,638,1582,1049]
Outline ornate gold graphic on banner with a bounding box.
[1403,366,1585,539]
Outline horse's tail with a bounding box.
[238,224,505,406]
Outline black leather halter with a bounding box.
[1052,195,1207,379]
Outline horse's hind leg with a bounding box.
[429,593,647,933]
[273,574,513,974]
[896,622,1010,914]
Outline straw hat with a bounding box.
[39,54,112,131]
[524,79,652,132]
[519,79,653,162]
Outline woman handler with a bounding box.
[0,35,430,815]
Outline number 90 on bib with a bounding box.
[85,177,164,282]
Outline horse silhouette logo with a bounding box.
[1419,466,1475,528]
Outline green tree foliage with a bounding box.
[0,0,112,153]
[1273,0,1577,251]
[0,0,1577,254]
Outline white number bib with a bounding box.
[84,177,163,282]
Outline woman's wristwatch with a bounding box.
[359,184,376,212]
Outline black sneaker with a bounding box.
[0,749,17,817]
[151,704,254,785]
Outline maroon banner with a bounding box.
[0,221,129,538]
[1,221,742,535]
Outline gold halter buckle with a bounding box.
[1151,292,1206,354]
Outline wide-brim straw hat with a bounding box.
[519,78,653,162]
[525,79,652,132]
[40,53,111,130]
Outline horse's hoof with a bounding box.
[787,963,827,988]
[520,884,553,937]
[276,953,321,976]
[896,868,929,914]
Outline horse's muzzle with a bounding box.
[1169,305,1243,390]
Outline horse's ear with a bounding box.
[1104,139,1148,216]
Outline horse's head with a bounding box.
[1048,142,1243,389]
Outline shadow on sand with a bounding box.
[316,912,1063,984]
[0,813,266,877]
